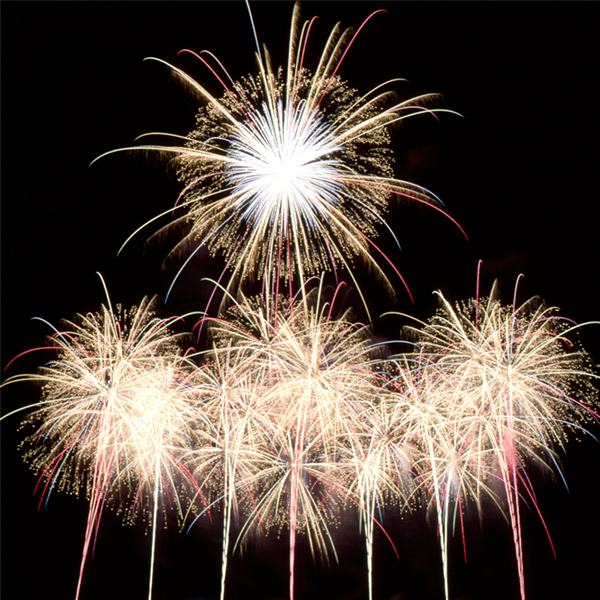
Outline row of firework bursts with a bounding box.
[4,276,598,600]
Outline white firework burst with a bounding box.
[3,290,203,600]
[96,3,463,313]
[396,277,600,600]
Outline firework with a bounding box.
[4,3,599,599]
[3,290,203,600]
[94,2,463,315]
[383,356,495,600]
[336,364,417,600]
[395,277,600,600]
[190,281,386,600]
[187,342,274,600]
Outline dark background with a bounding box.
[2,2,599,600]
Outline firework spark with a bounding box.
[94,2,463,315]
[3,289,203,600]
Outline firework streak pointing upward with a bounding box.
[93,2,464,316]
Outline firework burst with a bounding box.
[3,289,203,600]
[337,365,417,600]
[396,276,600,600]
[95,2,463,314]
[190,281,386,600]
[187,343,273,600]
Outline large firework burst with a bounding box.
[396,277,599,600]
[190,282,386,600]
[97,2,462,313]
[4,291,203,600]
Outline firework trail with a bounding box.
[2,287,203,600]
[395,277,600,600]
[94,2,464,316]
[385,357,496,600]
[187,343,274,600]
[337,364,416,600]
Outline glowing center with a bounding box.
[227,100,343,228]
[273,160,297,190]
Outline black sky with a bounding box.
[2,3,600,600]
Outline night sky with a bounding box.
[2,3,599,600]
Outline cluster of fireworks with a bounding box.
[3,3,598,600]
